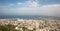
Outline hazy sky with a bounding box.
[0,0,60,17]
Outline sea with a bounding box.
[0,15,60,20]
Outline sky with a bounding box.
[0,0,60,17]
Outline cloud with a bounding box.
[17,2,22,5]
[42,4,60,8]
[16,0,39,7]
[26,1,39,7]
[15,4,60,16]
[39,4,60,16]
[0,0,60,17]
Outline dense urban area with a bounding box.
[0,18,60,31]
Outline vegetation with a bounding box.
[0,25,34,31]
[0,25,19,31]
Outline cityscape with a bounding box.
[0,18,60,31]
[0,0,60,31]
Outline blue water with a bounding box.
[0,15,60,20]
